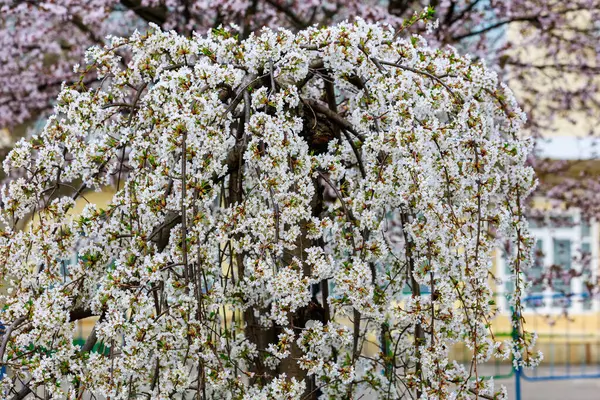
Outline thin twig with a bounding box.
[375,59,462,102]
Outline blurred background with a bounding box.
[2,1,600,398]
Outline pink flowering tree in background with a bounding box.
[0,20,539,399]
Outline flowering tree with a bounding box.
[0,20,539,399]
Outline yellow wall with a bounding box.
[506,12,598,138]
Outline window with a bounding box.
[552,239,572,308]
[529,216,544,229]
[582,219,591,238]
[523,210,595,313]
[503,250,513,295]
[549,215,574,228]
[525,240,545,308]
[581,242,593,310]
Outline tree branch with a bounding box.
[0,316,26,365]
[69,307,95,322]
[301,98,364,142]
[10,384,31,400]
[375,59,461,102]
[452,15,539,41]
[120,0,168,26]
[264,0,309,28]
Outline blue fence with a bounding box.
[0,321,5,378]
[510,292,600,399]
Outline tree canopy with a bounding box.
[0,20,539,399]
